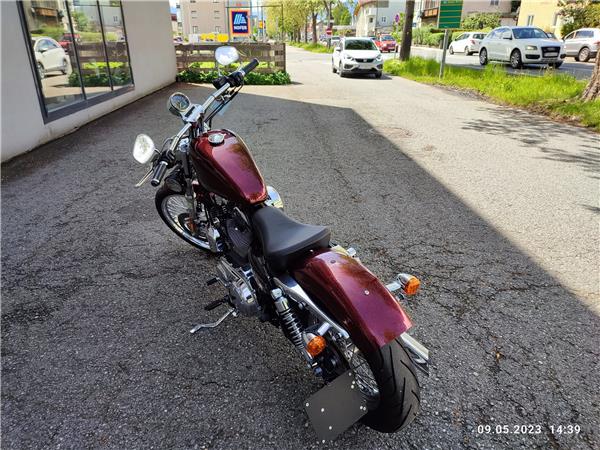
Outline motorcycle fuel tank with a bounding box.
[191,130,267,205]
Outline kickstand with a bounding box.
[190,308,236,334]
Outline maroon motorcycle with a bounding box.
[133,46,429,441]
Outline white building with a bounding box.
[1,0,177,162]
[355,0,406,37]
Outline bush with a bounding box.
[288,42,334,53]
[425,32,445,47]
[177,70,291,85]
[560,2,600,36]
[68,66,132,87]
[461,12,501,29]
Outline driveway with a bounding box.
[2,46,599,449]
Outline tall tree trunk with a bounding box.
[399,0,415,61]
[312,12,318,43]
[581,50,600,101]
[304,19,308,43]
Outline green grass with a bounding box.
[289,42,334,54]
[383,57,600,131]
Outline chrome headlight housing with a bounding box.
[344,54,355,61]
[375,54,383,61]
[525,45,538,51]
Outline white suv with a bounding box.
[332,37,384,78]
[563,28,600,62]
[479,26,566,69]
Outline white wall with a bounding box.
[0,0,177,162]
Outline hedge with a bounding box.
[177,70,292,85]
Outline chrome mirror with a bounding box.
[215,46,239,66]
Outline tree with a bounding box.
[332,3,351,25]
[71,10,90,32]
[399,0,415,60]
[582,51,600,100]
[559,0,600,36]
[461,12,501,29]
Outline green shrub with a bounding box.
[461,12,501,29]
[177,69,291,85]
[68,66,132,87]
[289,42,334,53]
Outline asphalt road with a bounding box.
[2,46,599,449]
[382,46,596,80]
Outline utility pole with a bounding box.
[399,0,414,61]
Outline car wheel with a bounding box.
[448,45,454,55]
[37,62,46,79]
[332,61,337,73]
[375,71,382,79]
[339,62,345,78]
[61,58,68,75]
[510,49,523,69]
[578,47,590,63]
[479,48,488,66]
[466,47,473,56]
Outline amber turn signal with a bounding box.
[306,335,327,357]
[403,276,421,296]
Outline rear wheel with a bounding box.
[332,60,337,73]
[333,337,421,433]
[578,47,591,62]
[155,186,215,252]
[60,58,68,74]
[37,62,46,79]
[448,45,454,55]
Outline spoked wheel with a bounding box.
[332,336,421,433]
[155,186,215,252]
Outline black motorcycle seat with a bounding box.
[252,206,330,273]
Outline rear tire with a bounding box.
[361,338,421,433]
[578,47,591,62]
[332,61,337,73]
[448,45,454,55]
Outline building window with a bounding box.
[214,10,220,19]
[490,0,499,6]
[215,26,221,33]
[191,10,197,19]
[380,16,386,23]
[18,0,133,121]
[369,17,374,23]
[527,14,534,26]
[192,25,198,33]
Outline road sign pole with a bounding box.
[439,29,450,78]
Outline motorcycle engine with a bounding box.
[216,259,260,316]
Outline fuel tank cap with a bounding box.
[208,133,225,145]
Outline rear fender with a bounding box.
[291,249,412,355]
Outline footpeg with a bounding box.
[190,308,236,334]
[204,295,228,311]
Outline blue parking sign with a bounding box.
[231,9,250,35]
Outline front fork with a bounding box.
[177,139,197,232]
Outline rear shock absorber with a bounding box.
[271,289,303,349]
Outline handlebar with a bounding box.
[240,58,259,76]
[150,160,169,187]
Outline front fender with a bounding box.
[291,249,412,355]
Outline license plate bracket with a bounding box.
[304,370,368,442]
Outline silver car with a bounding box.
[449,32,486,55]
[563,28,600,62]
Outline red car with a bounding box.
[375,34,397,52]
[58,33,80,53]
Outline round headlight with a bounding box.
[132,134,157,164]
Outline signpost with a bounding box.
[437,0,463,78]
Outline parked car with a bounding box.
[332,37,383,78]
[58,33,80,53]
[479,26,565,69]
[545,32,559,41]
[173,36,184,44]
[375,34,397,52]
[32,37,69,79]
[449,32,486,55]
[562,28,600,62]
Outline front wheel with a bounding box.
[479,48,488,66]
[578,47,591,62]
[155,186,215,252]
[510,49,523,69]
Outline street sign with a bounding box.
[326,28,332,36]
[230,9,250,36]
[258,20,264,29]
[438,0,463,29]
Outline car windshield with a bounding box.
[381,35,394,41]
[473,33,485,39]
[513,28,548,39]
[345,39,377,50]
